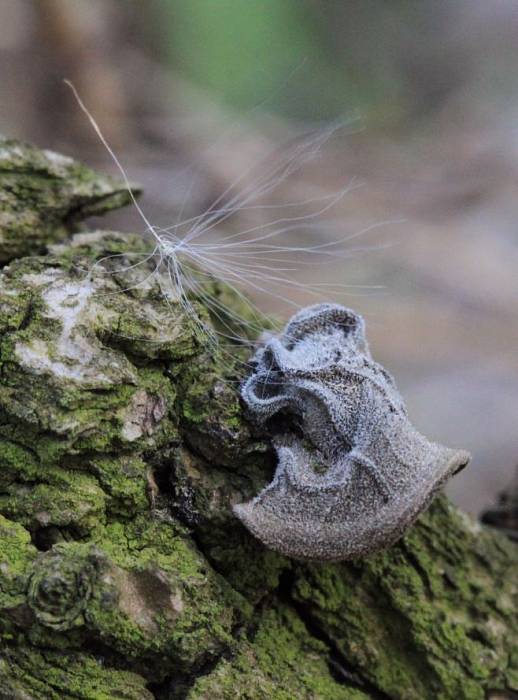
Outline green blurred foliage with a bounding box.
[160,0,402,122]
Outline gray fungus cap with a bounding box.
[234,304,470,561]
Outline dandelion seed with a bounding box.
[64,80,399,380]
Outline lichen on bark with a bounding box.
[0,137,136,264]
[0,139,516,700]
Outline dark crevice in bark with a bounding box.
[276,568,392,700]
[486,691,518,700]
[30,524,85,551]
[62,193,130,226]
[146,649,234,700]
[79,634,190,691]
[18,294,37,331]
[0,168,62,179]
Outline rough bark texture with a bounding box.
[0,138,516,700]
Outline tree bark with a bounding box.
[0,138,516,700]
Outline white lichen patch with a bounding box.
[52,231,113,250]
[15,271,137,386]
[41,149,75,168]
[0,144,24,161]
[0,211,16,228]
[457,508,483,537]
[121,389,167,442]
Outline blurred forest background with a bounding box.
[1,0,518,516]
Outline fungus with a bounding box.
[234,304,470,561]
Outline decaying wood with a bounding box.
[0,138,516,700]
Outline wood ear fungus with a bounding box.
[234,304,470,561]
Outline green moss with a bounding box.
[0,138,136,264]
[202,525,290,603]
[84,516,249,677]
[177,354,260,470]
[0,257,183,459]
[87,455,149,518]
[0,647,152,700]
[0,470,106,536]
[0,514,36,590]
[0,440,41,486]
[0,514,36,643]
[290,497,518,699]
[0,287,32,336]
[188,604,368,699]
[13,526,247,680]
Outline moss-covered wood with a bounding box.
[0,139,516,700]
[0,138,136,264]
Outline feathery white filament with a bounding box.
[65,80,398,376]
